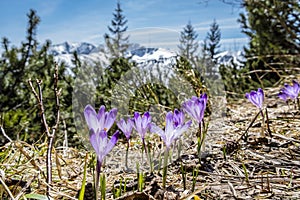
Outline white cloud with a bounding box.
[127,27,180,49]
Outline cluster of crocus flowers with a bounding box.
[83,94,209,191]
[83,105,119,196]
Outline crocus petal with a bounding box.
[245,88,264,109]
[90,130,108,164]
[104,130,119,156]
[132,112,151,140]
[90,130,119,165]
[165,120,192,148]
[104,108,118,131]
[97,105,106,130]
[250,91,260,108]
[150,123,164,139]
[152,109,192,149]
[191,96,198,102]
[283,84,295,97]
[182,100,197,121]
[196,98,206,122]
[84,105,99,133]
[142,112,151,130]
[258,88,264,107]
[173,109,184,127]
[292,80,300,92]
[182,94,207,124]
[174,120,192,139]
[117,118,133,140]
[132,112,141,132]
[117,119,126,132]
[89,129,101,156]
[278,92,288,101]
[201,93,208,105]
[287,81,300,99]
[279,81,300,100]
[165,111,174,135]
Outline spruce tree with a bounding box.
[204,19,221,61]
[104,1,129,59]
[178,21,199,62]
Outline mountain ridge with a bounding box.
[49,41,244,68]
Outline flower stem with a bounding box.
[177,140,182,160]
[100,173,106,200]
[260,109,265,137]
[180,162,186,190]
[95,160,102,200]
[265,108,272,137]
[197,122,206,162]
[142,139,148,156]
[125,141,129,169]
[163,148,169,189]
[147,142,153,173]
[197,136,201,163]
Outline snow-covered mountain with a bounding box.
[50,42,243,69]
[49,42,98,55]
[215,51,244,67]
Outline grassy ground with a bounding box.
[1,85,300,200]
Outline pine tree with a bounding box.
[178,21,199,62]
[204,19,221,61]
[104,1,129,59]
[239,0,300,86]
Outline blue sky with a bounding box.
[0,0,248,51]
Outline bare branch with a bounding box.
[51,63,61,138]
[0,125,12,143]
[0,176,16,200]
[28,79,50,137]
[27,63,61,199]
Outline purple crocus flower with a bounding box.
[89,129,120,167]
[173,109,185,127]
[245,88,264,109]
[117,118,133,141]
[84,104,117,133]
[131,111,152,141]
[278,80,300,101]
[182,93,207,124]
[89,129,119,192]
[83,105,119,191]
[150,110,192,149]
